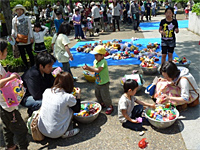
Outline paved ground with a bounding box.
[0,9,200,150]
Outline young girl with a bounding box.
[38,72,81,138]
[159,7,179,65]
[33,22,48,53]
[118,79,155,131]
[72,8,85,41]
[87,17,94,37]
[53,22,74,77]
[54,10,64,33]
[174,3,178,19]
[80,10,88,38]
[185,4,190,19]
[0,39,29,149]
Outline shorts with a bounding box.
[81,24,87,28]
[161,46,175,54]
[161,39,176,47]
[108,17,112,24]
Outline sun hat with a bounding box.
[90,2,95,7]
[90,46,106,55]
[77,3,83,7]
[13,4,26,13]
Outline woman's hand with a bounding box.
[30,38,34,43]
[150,103,156,109]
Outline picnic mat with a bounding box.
[139,20,188,31]
[53,38,179,68]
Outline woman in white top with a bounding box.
[11,4,35,69]
[109,0,121,32]
[53,22,74,77]
[33,22,48,53]
[38,72,81,138]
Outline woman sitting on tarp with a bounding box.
[156,61,199,111]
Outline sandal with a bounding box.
[106,105,114,115]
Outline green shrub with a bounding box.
[192,3,200,16]
[44,36,53,53]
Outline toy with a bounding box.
[52,67,62,77]
[138,138,148,149]
[136,117,143,123]
[74,103,100,117]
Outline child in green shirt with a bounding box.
[83,46,113,115]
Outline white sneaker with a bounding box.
[62,128,80,138]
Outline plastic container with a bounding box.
[140,63,159,75]
[83,71,95,82]
[73,101,102,124]
[174,60,191,68]
[144,105,179,129]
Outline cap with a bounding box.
[90,46,106,55]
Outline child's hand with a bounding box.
[175,28,179,33]
[82,64,89,70]
[10,73,19,79]
[161,30,166,36]
[131,119,139,123]
[69,55,73,61]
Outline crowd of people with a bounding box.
[0,0,199,149]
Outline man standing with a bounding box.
[56,0,64,15]
[130,0,140,32]
[34,2,40,23]
[91,2,101,35]
[123,0,130,24]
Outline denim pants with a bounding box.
[122,105,143,131]
[0,106,29,149]
[74,25,84,38]
[21,96,42,116]
[132,13,140,30]
[62,62,73,78]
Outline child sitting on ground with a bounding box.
[82,46,113,115]
[0,39,29,149]
[118,79,155,131]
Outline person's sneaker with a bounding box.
[73,77,78,81]
[105,105,113,115]
[61,128,80,138]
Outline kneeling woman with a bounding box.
[160,61,199,110]
[38,72,81,138]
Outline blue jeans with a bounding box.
[21,96,42,116]
[122,105,143,131]
[62,62,73,78]
[74,25,84,39]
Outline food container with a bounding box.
[83,71,95,82]
[144,105,179,129]
[140,63,159,75]
[73,101,102,124]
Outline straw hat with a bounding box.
[13,4,26,13]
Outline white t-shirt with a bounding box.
[54,34,70,63]
[152,2,156,9]
[38,88,77,138]
[118,94,136,123]
[0,64,17,112]
[33,26,48,43]
[109,3,121,16]
[107,9,112,18]
[91,6,101,19]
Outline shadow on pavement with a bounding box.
[31,113,107,149]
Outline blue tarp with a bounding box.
[139,20,189,31]
[53,38,179,68]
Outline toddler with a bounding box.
[83,46,113,115]
[33,22,48,53]
[72,8,85,41]
[0,39,29,149]
[118,79,155,131]
[185,5,190,19]
[87,18,94,37]
[159,7,179,65]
